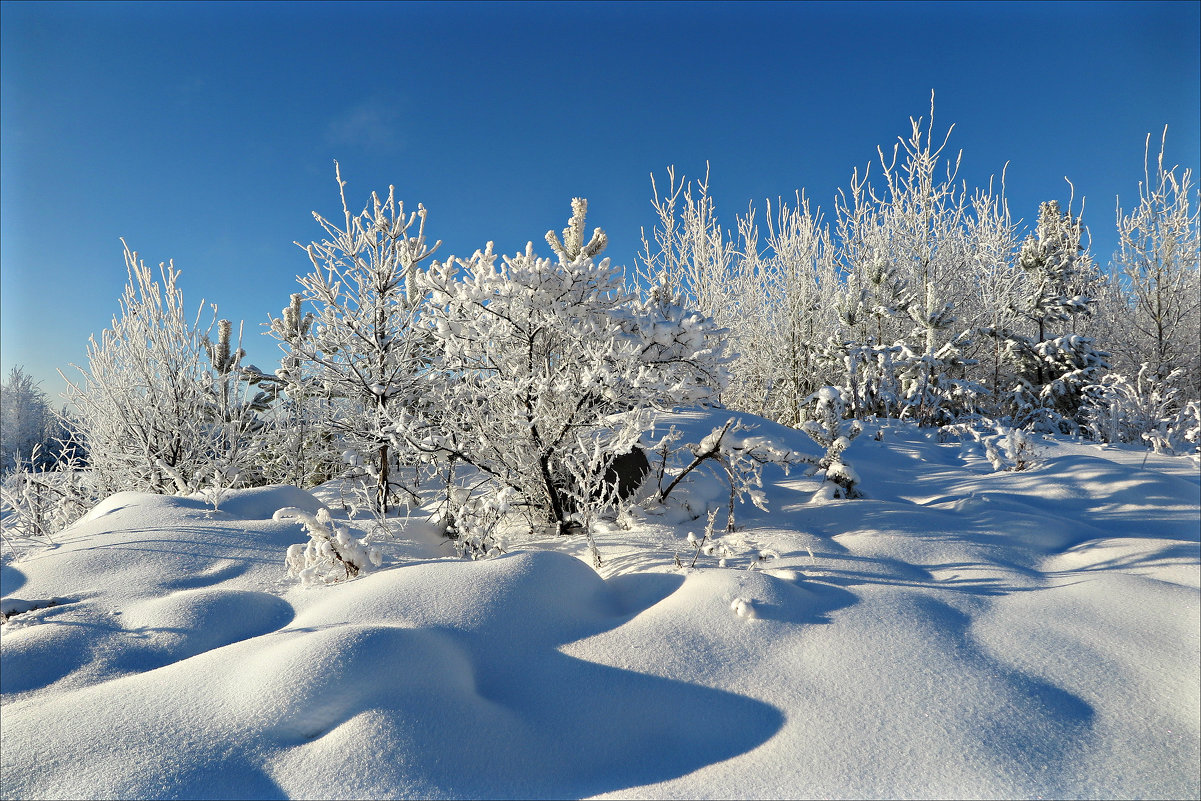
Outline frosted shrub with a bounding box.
[949,420,1039,472]
[0,447,94,550]
[656,417,807,530]
[277,506,382,585]
[62,242,266,497]
[408,199,729,537]
[1084,367,1169,444]
[1144,400,1201,456]
[800,387,864,498]
[443,486,513,561]
[1084,365,1199,455]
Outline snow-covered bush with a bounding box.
[947,419,1039,472]
[636,165,736,330]
[277,506,382,585]
[739,194,841,424]
[408,199,729,537]
[656,417,806,530]
[62,242,266,497]
[1143,400,1201,457]
[800,387,864,498]
[0,446,94,549]
[1083,365,1187,446]
[441,485,513,561]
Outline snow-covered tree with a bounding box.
[1,367,60,473]
[960,180,1022,415]
[411,200,729,537]
[995,199,1107,431]
[1112,128,1201,401]
[638,169,847,425]
[637,164,736,323]
[826,99,990,426]
[288,164,441,512]
[873,109,979,424]
[833,165,913,354]
[62,242,263,495]
[752,194,841,424]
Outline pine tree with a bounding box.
[999,200,1108,431]
[411,200,729,537]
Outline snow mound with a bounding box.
[2,550,782,799]
[212,484,328,520]
[1,411,1198,799]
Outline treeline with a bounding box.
[645,119,1198,444]
[2,111,1197,551]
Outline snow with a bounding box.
[2,409,1198,799]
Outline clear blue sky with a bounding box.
[3,0,1198,404]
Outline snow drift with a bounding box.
[2,410,1198,799]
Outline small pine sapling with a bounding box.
[997,426,1036,471]
[948,419,1039,472]
[200,317,272,489]
[800,387,864,498]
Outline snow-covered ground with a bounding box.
[2,410,1198,799]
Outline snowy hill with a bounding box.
[2,410,1198,799]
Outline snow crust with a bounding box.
[2,411,1198,799]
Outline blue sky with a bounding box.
[2,0,1198,403]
